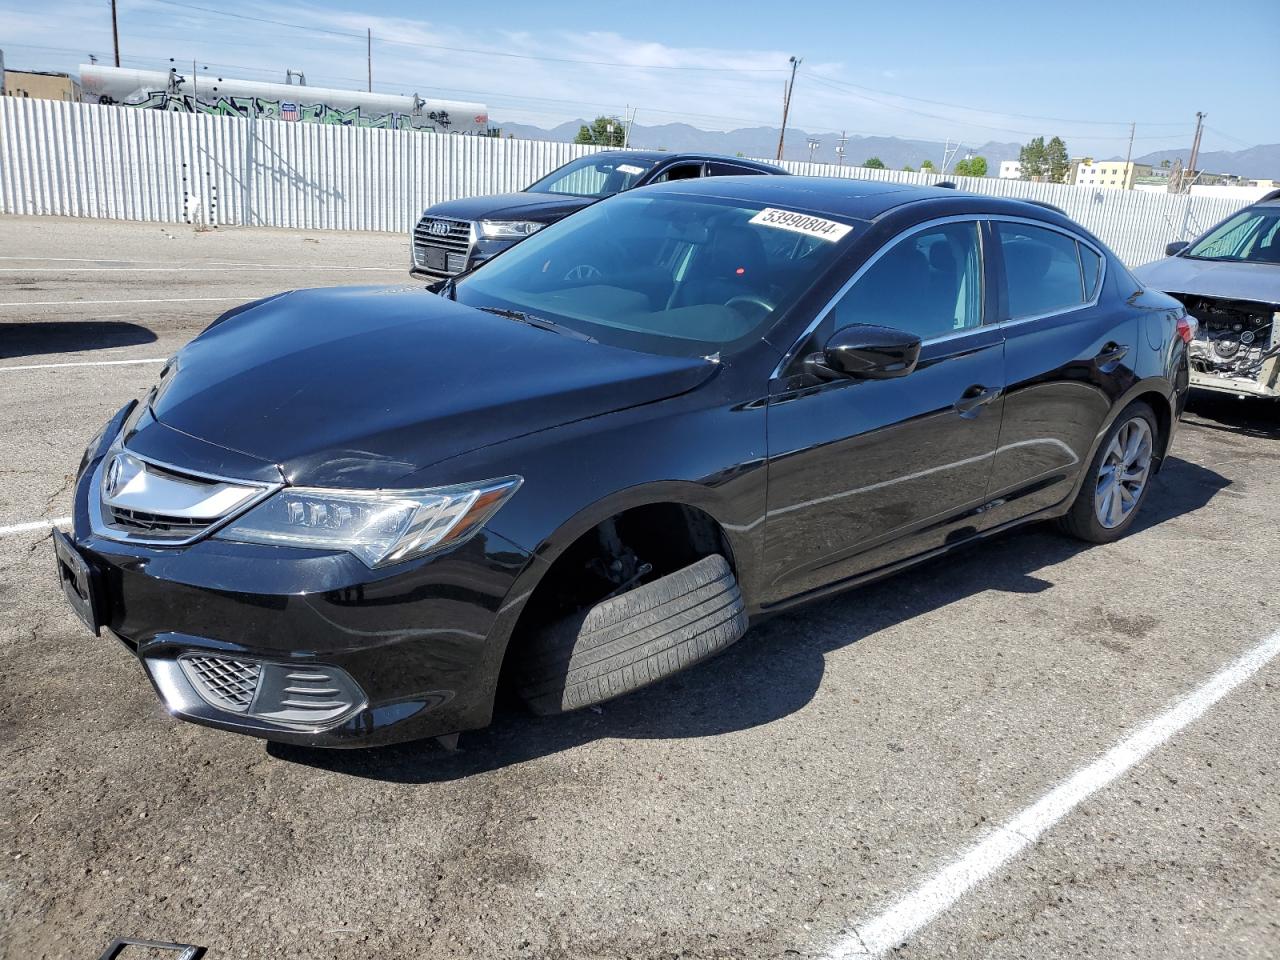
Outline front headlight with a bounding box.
[477,220,544,240]
[216,477,521,567]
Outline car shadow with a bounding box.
[1183,390,1280,439]
[0,321,158,360]
[268,455,1230,783]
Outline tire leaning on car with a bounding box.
[517,554,748,715]
[1057,400,1160,544]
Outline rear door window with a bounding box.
[996,222,1089,319]
[707,162,767,177]
[649,163,705,184]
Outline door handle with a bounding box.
[954,384,999,416]
[1095,342,1130,366]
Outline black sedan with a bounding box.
[56,177,1191,748]
[409,150,786,281]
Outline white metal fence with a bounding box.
[1,97,1254,266]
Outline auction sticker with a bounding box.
[616,164,646,176]
[749,207,853,242]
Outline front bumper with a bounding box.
[408,237,517,281]
[1190,368,1280,399]
[65,418,540,748]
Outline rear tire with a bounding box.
[1057,400,1159,544]
[517,554,748,716]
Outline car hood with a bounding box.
[1133,256,1280,305]
[423,191,596,223]
[149,286,717,487]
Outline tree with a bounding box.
[864,157,886,169]
[954,156,988,177]
[902,163,916,172]
[920,159,935,171]
[574,116,624,147]
[1046,137,1070,182]
[1161,158,1172,169]
[1018,136,1048,180]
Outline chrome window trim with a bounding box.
[88,437,283,547]
[771,213,1108,379]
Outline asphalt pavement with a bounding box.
[1,215,1277,960]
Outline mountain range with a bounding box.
[495,118,1280,180]
[496,118,1020,171]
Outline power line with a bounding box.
[804,72,1189,128]
[802,75,1191,142]
[143,0,791,74]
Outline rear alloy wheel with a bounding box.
[1094,417,1153,529]
[517,554,748,716]
[1058,401,1159,544]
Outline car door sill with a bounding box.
[756,501,1068,617]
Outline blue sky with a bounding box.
[3,0,1276,159]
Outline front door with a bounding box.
[762,219,1005,604]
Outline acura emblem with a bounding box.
[103,455,125,498]
[427,220,451,236]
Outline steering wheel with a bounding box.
[725,294,776,323]
[560,237,630,283]
[562,263,606,282]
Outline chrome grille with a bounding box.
[412,216,472,276]
[90,446,279,547]
[179,655,262,713]
[107,506,213,537]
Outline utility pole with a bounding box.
[836,130,848,167]
[110,0,121,67]
[775,56,800,162]
[1122,121,1136,189]
[367,28,372,92]
[1185,111,1206,192]
[807,137,820,163]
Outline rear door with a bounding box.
[762,217,1006,603]
[985,218,1138,518]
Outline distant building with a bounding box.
[998,160,1022,180]
[1073,159,1152,190]
[2,68,82,102]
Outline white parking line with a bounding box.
[0,517,71,538]
[827,628,1280,959]
[0,256,401,270]
[0,266,402,273]
[0,296,244,308]
[0,358,166,372]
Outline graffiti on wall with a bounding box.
[108,91,456,132]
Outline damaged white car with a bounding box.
[1135,190,1280,400]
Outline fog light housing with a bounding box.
[172,654,367,728]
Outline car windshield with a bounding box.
[525,155,657,198]
[454,193,858,357]
[1184,207,1280,263]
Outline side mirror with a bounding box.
[807,324,922,381]
[1165,240,1189,257]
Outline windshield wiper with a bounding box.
[475,306,596,342]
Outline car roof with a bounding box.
[593,149,786,174]
[637,174,1081,225]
